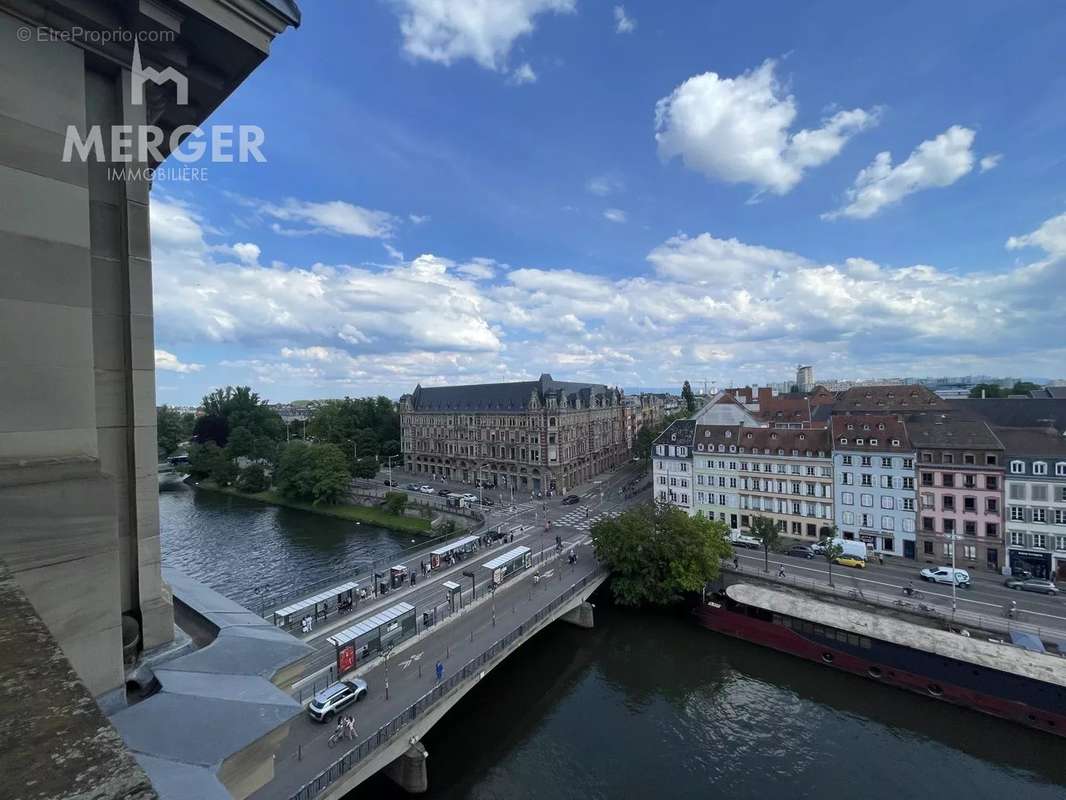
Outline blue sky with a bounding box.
[151,0,1066,405]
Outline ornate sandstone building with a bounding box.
[400,374,628,495]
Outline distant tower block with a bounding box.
[796,365,814,392]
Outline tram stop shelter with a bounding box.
[442,580,462,611]
[271,581,359,632]
[429,535,480,569]
[482,546,532,587]
[326,602,416,674]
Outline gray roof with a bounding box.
[992,427,1066,458]
[258,0,301,26]
[408,373,620,413]
[949,398,1066,434]
[653,419,696,447]
[905,413,1003,450]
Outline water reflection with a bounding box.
[356,600,1066,800]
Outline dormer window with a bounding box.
[847,424,854,431]
[840,437,848,444]
[725,430,732,438]
[891,439,900,447]
[1034,462,1048,476]
[863,424,870,431]
[746,433,753,439]
[870,438,878,446]
[878,423,886,430]
[799,434,806,440]
[856,438,864,444]
[778,448,785,455]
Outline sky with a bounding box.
[151,0,1066,405]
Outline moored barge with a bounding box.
[695,583,1066,735]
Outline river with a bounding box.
[159,485,1066,800]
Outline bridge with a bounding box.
[252,534,606,799]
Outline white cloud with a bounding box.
[603,208,627,223]
[1007,212,1066,256]
[980,153,1003,172]
[228,242,261,264]
[391,0,574,72]
[258,199,397,238]
[150,194,1066,399]
[508,62,538,85]
[655,59,878,195]
[824,126,978,220]
[155,349,203,374]
[613,5,635,33]
[586,174,623,196]
[409,213,431,224]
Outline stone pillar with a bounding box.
[384,741,429,794]
[561,601,595,629]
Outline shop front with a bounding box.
[1008,548,1053,579]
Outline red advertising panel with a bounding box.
[338,643,356,674]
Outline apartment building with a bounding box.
[908,415,1005,572]
[831,416,918,559]
[995,427,1066,580]
[400,374,627,495]
[652,420,696,512]
[688,425,832,536]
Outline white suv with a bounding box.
[307,678,368,722]
[920,566,971,588]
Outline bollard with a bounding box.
[419,662,422,679]
[298,744,302,761]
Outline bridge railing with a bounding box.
[288,569,605,800]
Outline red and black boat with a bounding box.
[695,583,1066,736]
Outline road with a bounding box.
[734,548,1066,632]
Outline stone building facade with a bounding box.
[400,374,628,495]
[909,415,1005,572]
[831,415,918,558]
[996,427,1066,580]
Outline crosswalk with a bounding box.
[555,509,621,532]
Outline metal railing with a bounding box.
[288,570,604,800]
[722,562,1066,642]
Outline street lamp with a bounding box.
[947,532,958,617]
[385,453,402,487]
[383,645,392,700]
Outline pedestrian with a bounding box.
[878,552,884,567]
[435,660,444,683]
[733,555,739,570]
[777,566,786,578]
[411,572,416,587]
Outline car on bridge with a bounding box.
[307,678,368,722]
[920,566,971,587]
[561,494,580,505]
[1004,577,1059,596]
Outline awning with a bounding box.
[274,581,359,619]
[327,602,415,647]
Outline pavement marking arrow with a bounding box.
[399,652,424,671]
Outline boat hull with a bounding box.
[694,600,1066,737]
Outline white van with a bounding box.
[831,538,868,561]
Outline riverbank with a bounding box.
[191,480,433,534]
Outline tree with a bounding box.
[192,385,285,447]
[819,525,844,587]
[1011,381,1041,395]
[750,516,779,574]
[968,383,1005,399]
[237,463,269,493]
[306,396,400,472]
[382,491,408,516]
[227,426,255,460]
[681,381,697,414]
[351,456,380,480]
[591,503,732,606]
[310,443,350,506]
[274,441,316,501]
[186,441,226,481]
[157,405,195,459]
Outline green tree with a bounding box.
[591,503,732,606]
[681,381,696,414]
[306,396,400,472]
[819,525,844,587]
[351,456,380,479]
[186,441,225,480]
[750,515,779,574]
[1011,381,1041,395]
[193,385,284,447]
[227,426,255,460]
[382,491,408,516]
[274,440,316,500]
[968,383,1005,399]
[156,405,193,459]
[237,463,269,493]
[310,443,351,505]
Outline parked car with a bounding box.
[561,494,581,505]
[437,489,451,496]
[1010,565,1033,580]
[809,541,826,555]
[382,479,396,486]
[833,554,867,569]
[307,678,368,722]
[786,545,814,559]
[479,497,494,506]
[920,566,971,587]
[731,533,762,550]
[418,485,435,494]
[1004,577,1059,595]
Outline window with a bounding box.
[944,519,955,534]
[1033,533,1047,549]
[1032,484,1048,502]
[881,496,895,510]
[963,496,976,512]
[943,542,952,556]
[903,518,915,533]
[964,521,976,536]
[1034,508,1047,523]
[882,537,894,552]
[881,515,894,530]
[861,494,873,507]
[861,474,873,487]
[842,472,853,485]
[881,475,893,489]
[1010,531,1026,546]
[842,511,854,525]
[1056,510,1066,525]
[841,455,853,466]
[860,456,872,467]
[882,457,893,468]
[841,491,854,505]
[942,495,955,511]
[986,455,998,466]
[903,458,914,469]
[986,498,998,513]
[963,545,976,560]
[1056,535,1066,550]
[924,541,934,555]
[944,453,954,464]
[921,472,934,487]
[902,476,914,490]
[902,498,915,511]
[1010,460,1025,475]
[986,476,998,491]
[986,522,998,537]
[1009,506,1024,521]
[861,513,873,527]
[963,453,976,465]
[1033,462,1048,476]
[1056,463,1066,477]
[719,494,727,506]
